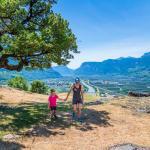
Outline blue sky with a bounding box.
[53,0,150,69]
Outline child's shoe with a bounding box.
[54,115,58,119]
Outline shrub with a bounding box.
[8,76,28,91]
[30,80,48,94]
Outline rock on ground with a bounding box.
[109,143,150,150]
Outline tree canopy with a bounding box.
[0,0,78,71]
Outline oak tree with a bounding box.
[0,0,78,71]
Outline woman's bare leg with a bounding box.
[77,103,82,118]
[73,104,77,118]
[73,104,77,113]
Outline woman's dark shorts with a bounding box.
[72,99,83,105]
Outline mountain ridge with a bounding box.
[74,52,150,75]
[0,52,149,79]
[53,65,74,76]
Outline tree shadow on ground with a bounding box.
[0,140,25,150]
[0,100,111,138]
[0,103,50,132]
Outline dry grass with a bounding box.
[110,96,150,113]
[0,87,150,150]
[0,87,99,104]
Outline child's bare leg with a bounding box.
[51,110,54,118]
[54,110,57,116]
[54,110,56,115]
[54,110,58,119]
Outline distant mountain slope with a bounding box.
[75,52,150,75]
[0,68,62,81]
[53,65,74,76]
[20,68,62,80]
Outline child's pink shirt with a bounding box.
[48,95,58,107]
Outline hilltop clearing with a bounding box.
[0,87,150,150]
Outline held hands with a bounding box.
[63,98,66,101]
[62,98,67,101]
[59,98,67,102]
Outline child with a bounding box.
[48,89,65,119]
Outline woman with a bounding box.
[66,77,84,121]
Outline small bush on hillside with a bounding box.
[30,80,48,94]
[8,76,28,91]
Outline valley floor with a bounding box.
[0,87,150,150]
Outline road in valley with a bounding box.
[81,81,96,94]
